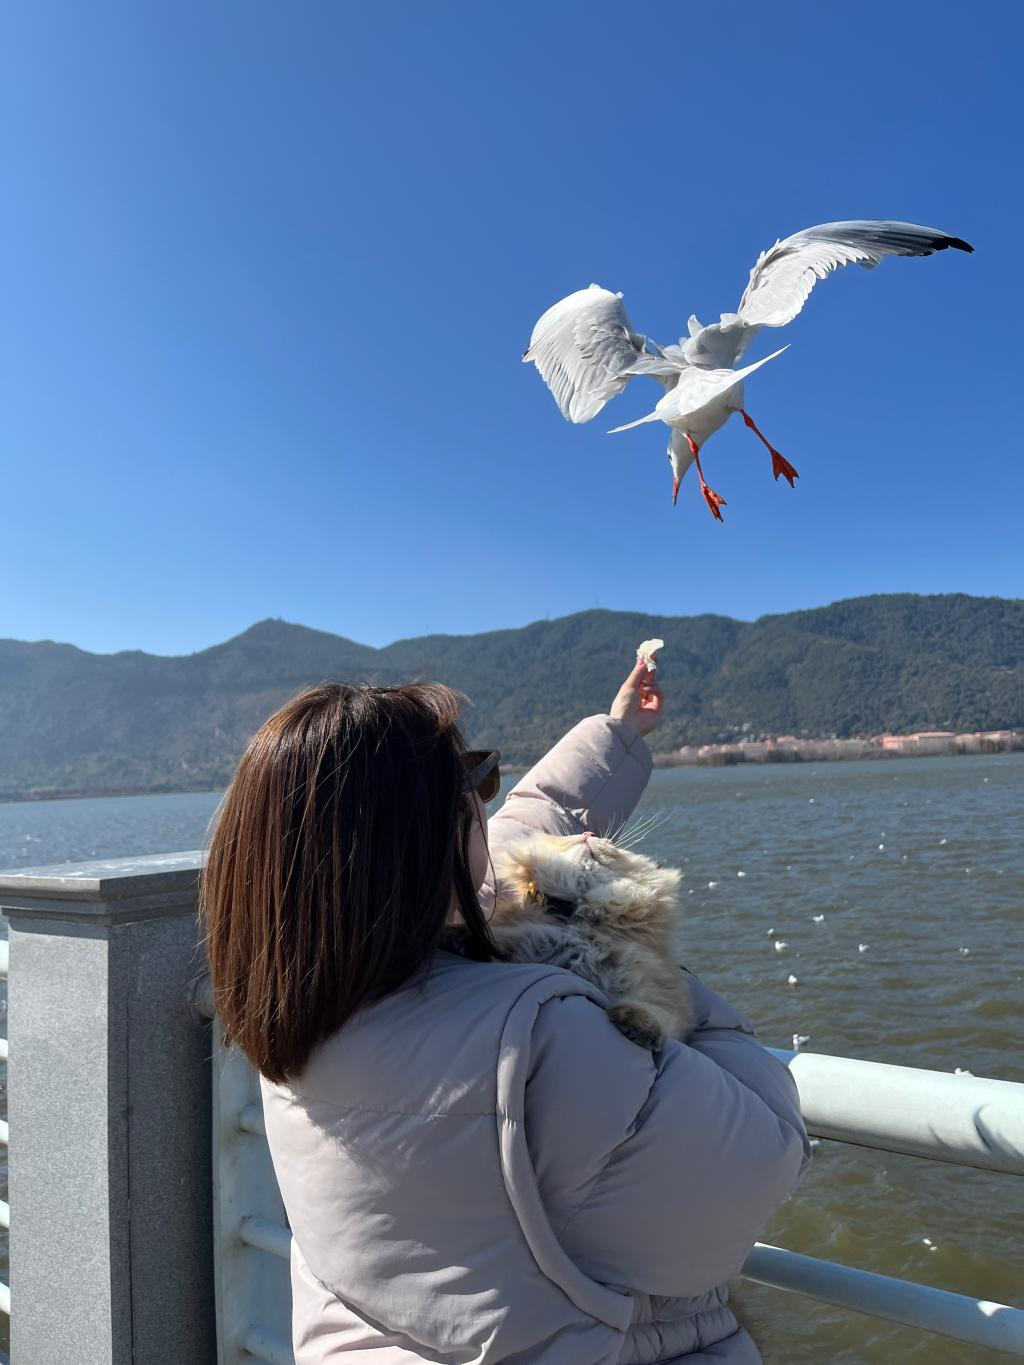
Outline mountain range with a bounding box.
[0,593,1021,800]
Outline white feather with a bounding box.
[522,284,651,424]
[521,221,969,512]
[609,347,788,434]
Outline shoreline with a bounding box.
[652,737,1022,769]
[0,785,227,807]
[2,741,1022,805]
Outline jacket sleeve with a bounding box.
[524,980,811,1299]
[486,715,651,869]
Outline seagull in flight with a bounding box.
[523,221,972,521]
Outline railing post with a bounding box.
[0,852,216,1365]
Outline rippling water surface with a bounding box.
[636,755,1024,1365]
[0,754,1020,1362]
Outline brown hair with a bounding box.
[200,682,499,1083]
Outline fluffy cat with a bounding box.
[486,831,694,1050]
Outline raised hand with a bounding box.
[610,658,663,737]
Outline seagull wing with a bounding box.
[735,220,973,332]
[621,352,687,380]
[685,221,972,368]
[523,284,652,423]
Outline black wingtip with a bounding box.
[944,236,974,254]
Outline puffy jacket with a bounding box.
[261,715,811,1363]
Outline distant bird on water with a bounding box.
[523,221,972,521]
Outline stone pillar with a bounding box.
[1,852,216,1365]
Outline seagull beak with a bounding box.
[672,477,680,506]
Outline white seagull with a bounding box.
[523,221,972,520]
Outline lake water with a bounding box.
[0,754,1021,1362]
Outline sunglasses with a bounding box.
[462,750,501,803]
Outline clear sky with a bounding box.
[3,2,1021,656]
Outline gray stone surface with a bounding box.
[0,850,205,919]
[9,925,127,1361]
[4,852,216,1364]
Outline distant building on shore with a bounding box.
[654,728,1022,768]
[953,729,1019,754]
[880,730,1020,756]
[882,731,957,755]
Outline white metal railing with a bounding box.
[211,1025,1024,1361]
[211,1010,293,1364]
[744,1243,1024,1356]
[764,1046,1024,1175]
[222,1229,1024,1360]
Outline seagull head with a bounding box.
[667,434,693,506]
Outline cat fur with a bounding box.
[487,832,694,1050]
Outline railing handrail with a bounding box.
[744,1242,1024,1356]
[215,1029,1024,1360]
[766,1046,1024,1175]
[197,969,1024,1172]
[224,1211,1024,1357]
[4,852,1021,1361]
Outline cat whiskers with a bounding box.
[604,810,658,844]
[610,809,670,851]
[602,814,630,845]
[553,809,578,837]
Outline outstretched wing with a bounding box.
[684,220,972,368]
[736,220,973,330]
[523,284,650,424]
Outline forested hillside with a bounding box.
[0,594,1020,799]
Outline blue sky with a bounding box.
[3,2,1020,656]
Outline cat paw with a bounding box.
[607,1003,666,1052]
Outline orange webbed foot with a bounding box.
[742,409,799,489]
[701,484,727,522]
[771,450,799,487]
[687,434,727,523]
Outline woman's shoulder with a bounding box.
[279,954,609,1117]
[428,949,612,1022]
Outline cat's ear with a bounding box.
[655,865,682,894]
[646,863,683,910]
[598,863,682,920]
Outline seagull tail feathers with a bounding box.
[608,411,661,434]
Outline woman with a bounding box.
[203,658,810,1364]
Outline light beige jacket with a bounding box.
[261,716,810,1363]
